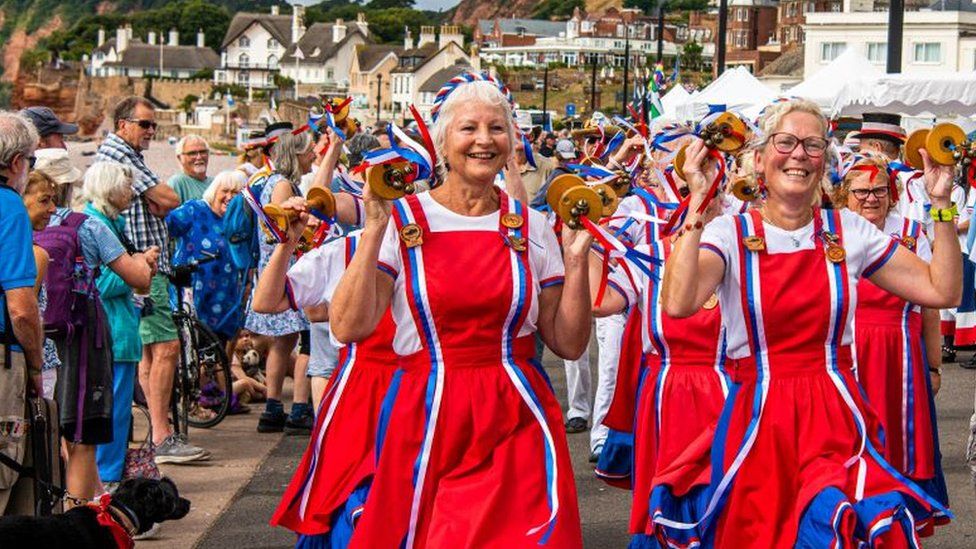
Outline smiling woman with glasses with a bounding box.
[648,98,959,547]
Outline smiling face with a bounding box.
[443,102,511,185]
[22,182,57,230]
[754,111,827,204]
[846,169,891,227]
[179,138,210,181]
[211,183,237,217]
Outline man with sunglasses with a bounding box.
[167,135,212,204]
[96,97,208,466]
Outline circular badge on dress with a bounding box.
[742,236,765,252]
[399,223,424,248]
[902,236,917,250]
[501,213,524,229]
[826,245,846,263]
[703,294,719,310]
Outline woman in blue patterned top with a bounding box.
[165,170,249,342]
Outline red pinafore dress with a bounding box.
[349,193,582,548]
[596,188,681,489]
[649,209,949,548]
[271,235,399,537]
[855,218,949,524]
[630,239,728,537]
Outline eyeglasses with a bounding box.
[850,186,890,200]
[181,149,209,157]
[769,133,829,157]
[27,155,35,169]
[127,119,158,130]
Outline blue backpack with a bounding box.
[224,170,271,271]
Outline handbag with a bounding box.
[123,404,161,480]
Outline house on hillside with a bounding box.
[214,5,298,89]
[349,44,400,120]
[415,59,475,120]
[390,25,478,122]
[279,14,371,95]
[474,18,566,48]
[89,26,218,79]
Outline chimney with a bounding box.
[470,43,481,71]
[197,29,205,48]
[356,12,369,37]
[169,28,179,46]
[292,4,306,44]
[97,28,106,47]
[439,24,463,50]
[116,27,129,52]
[403,27,414,50]
[147,31,156,46]
[333,19,346,43]
[126,25,132,40]
[418,25,435,47]
[271,5,280,15]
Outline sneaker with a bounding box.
[962,355,976,370]
[155,434,209,464]
[565,417,588,434]
[133,522,161,540]
[284,410,313,436]
[258,408,287,433]
[942,344,957,364]
[588,444,604,464]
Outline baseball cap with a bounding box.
[555,139,577,160]
[20,106,79,137]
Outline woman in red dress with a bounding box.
[651,99,957,547]
[254,228,399,547]
[835,154,950,527]
[330,73,590,548]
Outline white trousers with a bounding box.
[564,342,592,422]
[591,313,627,452]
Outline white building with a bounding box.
[804,3,976,77]
[390,25,476,121]
[215,5,297,89]
[280,14,370,94]
[90,26,218,78]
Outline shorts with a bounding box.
[299,329,311,356]
[307,322,338,379]
[139,274,178,345]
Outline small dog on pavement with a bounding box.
[0,477,191,548]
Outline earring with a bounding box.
[757,173,767,198]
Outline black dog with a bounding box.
[0,477,190,548]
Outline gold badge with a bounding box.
[823,231,840,244]
[703,294,719,310]
[902,236,917,250]
[826,244,846,263]
[399,223,423,248]
[509,236,527,252]
[501,213,524,229]
[742,236,765,252]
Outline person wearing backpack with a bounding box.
[0,111,45,516]
[35,161,157,506]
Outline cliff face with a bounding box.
[3,15,63,81]
[450,0,623,26]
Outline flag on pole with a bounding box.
[653,62,666,89]
[648,78,664,120]
[671,54,680,83]
[226,94,235,108]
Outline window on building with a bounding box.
[820,42,846,62]
[268,38,278,49]
[327,68,334,80]
[742,8,750,21]
[239,36,250,48]
[267,55,278,69]
[267,73,274,86]
[831,2,841,11]
[239,53,250,68]
[913,42,941,63]
[236,71,249,85]
[866,42,887,64]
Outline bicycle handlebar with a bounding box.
[168,251,220,288]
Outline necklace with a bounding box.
[760,208,812,248]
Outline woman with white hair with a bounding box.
[44,160,157,500]
[649,99,956,546]
[329,72,589,547]
[166,170,249,343]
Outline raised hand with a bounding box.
[680,139,715,199]
[919,148,955,208]
[279,196,310,243]
[362,174,392,232]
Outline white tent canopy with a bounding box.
[660,85,691,117]
[838,71,976,117]
[788,49,882,114]
[675,66,776,121]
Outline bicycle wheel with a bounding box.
[172,314,195,438]
[186,320,233,428]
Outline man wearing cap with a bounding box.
[167,135,212,204]
[539,133,557,158]
[554,138,578,165]
[96,96,208,465]
[20,106,77,150]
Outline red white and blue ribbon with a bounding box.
[241,184,287,243]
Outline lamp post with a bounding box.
[590,54,598,114]
[657,4,666,63]
[887,0,904,73]
[717,0,728,76]
[542,64,549,131]
[376,73,383,121]
[622,23,630,118]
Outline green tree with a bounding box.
[531,0,584,20]
[623,0,658,14]
[365,0,414,9]
[273,73,295,89]
[179,93,199,113]
[367,8,435,44]
[681,41,703,72]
